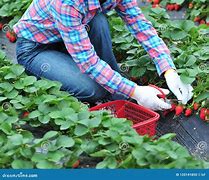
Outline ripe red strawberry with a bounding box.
[0,23,3,31]
[193,102,200,110]
[130,77,137,82]
[194,17,201,22]
[72,160,80,168]
[6,31,11,39]
[170,4,175,11]
[171,103,177,111]
[174,4,180,11]
[9,35,16,43]
[141,76,148,84]
[200,108,206,121]
[153,0,160,4]
[166,4,171,10]
[185,108,192,117]
[206,22,209,26]
[188,3,193,9]
[22,111,30,118]
[175,105,184,116]
[200,20,206,24]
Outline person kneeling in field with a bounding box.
[14,0,193,110]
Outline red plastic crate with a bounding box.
[90,100,160,136]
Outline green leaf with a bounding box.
[43,131,58,139]
[158,133,176,140]
[4,89,19,98]
[185,55,196,66]
[47,151,65,162]
[56,135,75,148]
[0,82,13,92]
[11,65,25,76]
[0,97,7,102]
[0,122,12,135]
[195,92,209,102]
[38,115,50,124]
[171,31,187,40]
[74,124,89,136]
[170,0,184,4]
[113,25,124,32]
[180,74,196,84]
[0,112,8,122]
[29,110,41,119]
[89,117,102,128]
[4,73,17,79]
[60,121,74,130]
[91,150,111,157]
[23,76,37,86]
[36,160,61,169]
[49,111,62,119]
[8,134,23,146]
[96,160,108,169]
[78,111,90,120]
[182,20,195,32]
[32,153,46,162]
[11,160,33,169]
[21,130,34,144]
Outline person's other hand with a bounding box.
[131,85,172,111]
[165,69,193,104]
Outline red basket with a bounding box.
[89,100,160,136]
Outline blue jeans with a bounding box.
[16,13,127,103]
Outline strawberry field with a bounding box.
[0,0,209,169]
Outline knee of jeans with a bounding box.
[89,13,109,34]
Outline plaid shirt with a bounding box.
[13,0,176,98]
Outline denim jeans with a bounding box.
[16,13,127,103]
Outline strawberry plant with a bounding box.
[1,53,209,168]
[186,0,209,25]
[0,0,32,27]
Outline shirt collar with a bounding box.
[87,0,101,10]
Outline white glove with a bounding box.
[132,85,172,111]
[165,69,193,104]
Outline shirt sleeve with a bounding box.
[51,2,136,98]
[115,0,176,75]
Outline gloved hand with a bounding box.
[164,69,193,104]
[131,85,172,111]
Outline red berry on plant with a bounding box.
[153,0,160,4]
[6,31,11,39]
[9,35,16,43]
[170,4,174,10]
[185,108,192,117]
[0,23,3,31]
[175,105,184,116]
[188,3,193,9]
[200,20,206,24]
[199,108,206,121]
[193,102,200,110]
[171,103,177,111]
[174,4,180,11]
[72,160,80,168]
[22,111,30,118]
[194,17,201,22]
